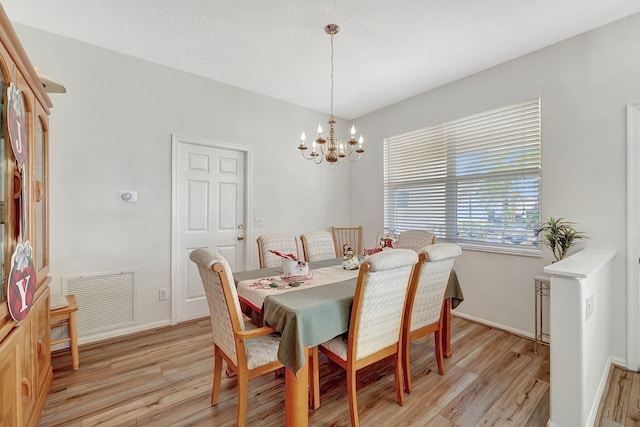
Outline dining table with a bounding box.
[233,256,463,426]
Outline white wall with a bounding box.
[350,12,640,360]
[13,24,355,335]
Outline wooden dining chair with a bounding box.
[189,248,283,427]
[402,243,461,394]
[316,248,419,426]
[396,230,437,252]
[331,225,363,257]
[300,230,336,262]
[256,233,299,268]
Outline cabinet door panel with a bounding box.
[34,290,51,401]
[19,313,36,426]
[33,112,49,282]
[0,70,7,304]
[0,329,21,426]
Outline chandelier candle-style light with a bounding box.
[298,24,364,165]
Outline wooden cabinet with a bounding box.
[0,4,54,426]
[0,327,21,426]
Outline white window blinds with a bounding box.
[384,98,541,255]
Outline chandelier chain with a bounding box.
[330,31,334,118]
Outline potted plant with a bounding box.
[538,217,587,261]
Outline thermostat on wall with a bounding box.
[119,191,137,202]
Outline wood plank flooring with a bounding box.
[40,316,551,426]
[595,364,640,426]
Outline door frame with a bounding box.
[170,134,253,325]
[627,103,640,371]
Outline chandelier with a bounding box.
[297,24,364,165]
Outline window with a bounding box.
[384,98,541,255]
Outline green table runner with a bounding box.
[263,280,356,373]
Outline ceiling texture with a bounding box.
[3,0,640,119]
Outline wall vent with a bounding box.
[62,269,137,336]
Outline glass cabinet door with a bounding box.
[0,77,4,303]
[34,115,47,279]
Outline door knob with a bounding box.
[237,235,245,241]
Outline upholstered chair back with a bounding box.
[257,233,299,268]
[353,248,418,360]
[300,231,336,262]
[396,230,437,252]
[409,243,461,331]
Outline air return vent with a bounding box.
[62,269,137,336]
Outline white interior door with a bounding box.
[173,136,246,322]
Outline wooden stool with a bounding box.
[50,294,79,370]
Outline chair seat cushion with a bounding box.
[245,333,281,370]
[320,334,348,361]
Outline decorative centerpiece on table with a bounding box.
[376,227,397,249]
[537,217,587,261]
[363,228,398,255]
[268,250,312,281]
[342,245,359,270]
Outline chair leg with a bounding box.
[394,351,405,406]
[435,328,445,375]
[309,346,320,409]
[237,371,249,427]
[347,367,359,427]
[212,348,223,405]
[402,339,413,394]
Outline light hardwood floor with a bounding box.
[41,317,551,426]
[595,364,640,426]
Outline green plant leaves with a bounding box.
[537,217,587,261]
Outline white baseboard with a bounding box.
[587,356,614,427]
[611,355,627,369]
[453,311,534,340]
[77,319,172,345]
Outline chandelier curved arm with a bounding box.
[344,153,364,163]
[298,146,324,164]
[336,137,365,161]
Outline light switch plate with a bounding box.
[255,217,264,227]
[586,294,594,321]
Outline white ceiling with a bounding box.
[4,0,640,119]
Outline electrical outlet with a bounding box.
[159,288,168,301]
[586,294,594,321]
